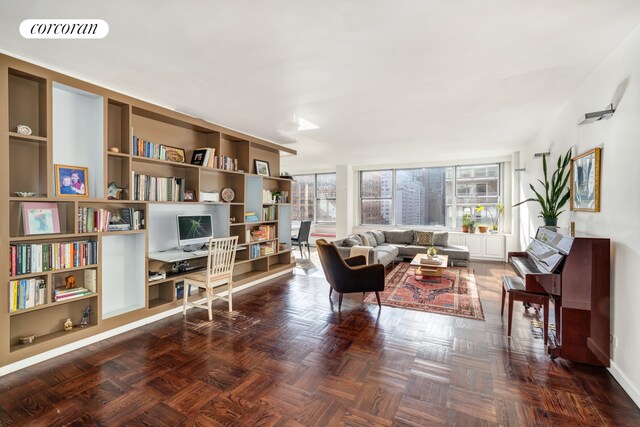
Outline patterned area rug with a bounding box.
[365,262,485,320]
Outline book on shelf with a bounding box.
[53,287,92,302]
[131,172,185,202]
[9,278,46,312]
[9,241,98,276]
[84,269,97,293]
[245,212,260,223]
[249,241,276,258]
[262,206,277,221]
[78,207,144,232]
[216,154,238,171]
[120,208,145,230]
[250,224,276,241]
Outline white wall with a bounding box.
[516,24,640,406]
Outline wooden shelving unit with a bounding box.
[0,53,296,369]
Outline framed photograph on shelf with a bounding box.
[190,149,207,166]
[22,202,61,235]
[184,190,196,202]
[55,165,89,197]
[254,159,270,177]
[165,146,186,163]
[570,147,601,212]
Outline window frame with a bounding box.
[359,170,394,226]
[291,172,337,224]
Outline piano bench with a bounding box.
[501,275,550,346]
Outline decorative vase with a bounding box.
[478,225,488,233]
[462,225,469,233]
[543,217,558,227]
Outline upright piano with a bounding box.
[508,227,610,366]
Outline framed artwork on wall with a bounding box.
[254,159,270,177]
[22,202,61,235]
[55,164,89,197]
[570,147,601,212]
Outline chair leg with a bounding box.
[375,291,381,307]
[299,242,304,258]
[207,287,213,321]
[228,281,233,312]
[183,283,189,316]
[338,293,343,311]
[543,297,549,346]
[329,287,333,297]
[501,287,506,316]
[507,294,515,337]
[307,242,311,258]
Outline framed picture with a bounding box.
[22,202,61,235]
[165,146,186,163]
[254,159,270,177]
[55,165,89,197]
[570,147,601,212]
[184,190,196,202]
[190,149,207,166]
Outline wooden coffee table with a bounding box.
[410,254,448,278]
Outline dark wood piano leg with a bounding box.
[508,295,514,337]
[501,287,506,316]
[543,297,549,347]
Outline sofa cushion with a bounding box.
[433,231,448,247]
[398,245,428,257]
[376,244,400,257]
[384,230,415,245]
[414,231,434,246]
[371,230,385,245]
[360,231,377,247]
[342,235,363,247]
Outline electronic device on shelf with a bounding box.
[148,271,166,282]
[177,214,213,251]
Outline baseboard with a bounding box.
[0,268,293,377]
[609,361,640,409]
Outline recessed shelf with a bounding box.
[10,232,97,242]
[8,132,48,143]
[10,324,97,353]
[107,151,131,159]
[9,293,98,317]
[10,264,99,280]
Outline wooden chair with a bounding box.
[292,220,312,258]
[501,275,550,346]
[316,239,384,311]
[183,236,238,320]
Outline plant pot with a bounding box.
[543,217,558,227]
[462,225,469,233]
[477,225,488,233]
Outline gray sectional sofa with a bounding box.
[332,229,470,267]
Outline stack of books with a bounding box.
[53,287,93,302]
[217,155,238,171]
[262,206,277,221]
[9,241,98,276]
[420,257,442,266]
[262,189,273,203]
[9,278,46,312]
[131,172,185,201]
[259,241,276,256]
[120,207,144,230]
[245,212,260,222]
[250,225,276,241]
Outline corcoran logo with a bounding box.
[19,19,109,39]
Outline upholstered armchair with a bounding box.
[316,239,385,310]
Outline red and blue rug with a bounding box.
[365,262,485,320]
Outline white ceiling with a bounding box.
[2,1,640,172]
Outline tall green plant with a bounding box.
[514,148,572,222]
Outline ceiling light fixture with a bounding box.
[579,104,616,125]
[294,115,319,131]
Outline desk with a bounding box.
[149,247,247,263]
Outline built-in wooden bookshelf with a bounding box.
[0,53,296,369]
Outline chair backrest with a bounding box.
[316,238,348,291]
[297,220,312,242]
[206,236,238,283]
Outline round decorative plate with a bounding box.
[221,187,235,202]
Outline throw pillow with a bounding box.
[360,232,377,247]
[414,231,434,246]
[342,235,363,247]
[371,230,385,245]
[433,231,449,247]
[384,230,415,245]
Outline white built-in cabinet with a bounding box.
[448,232,506,261]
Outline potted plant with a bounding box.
[475,204,504,233]
[462,214,475,233]
[477,224,489,233]
[427,246,437,258]
[513,148,572,227]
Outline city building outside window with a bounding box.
[360,163,502,228]
[292,173,337,223]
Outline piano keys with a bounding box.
[508,227,610,367]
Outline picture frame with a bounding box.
[190,149,207,166]
[55,165,89,197]
[254,159,270,177]
[165,146,186,163]
[184,190,196,202]
[22,202,61,235]
[570,147,601,212]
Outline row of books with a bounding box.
[263,189,289,204]
[53,287,93,302]
[249,241,276,259]
[249,225,276,242]
[132,136,174,161]
[9,241,98,276]
[263,206,277,221]
[9,278,46,312]
[219,155,238,172]
[245,212,259,223]
[131,172,186,201]
[78,207,145,233]
[190,147,217,168]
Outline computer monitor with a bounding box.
[176,215,213,249]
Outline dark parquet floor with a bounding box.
[0,252,638,426]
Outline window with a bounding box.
[360,170,392,225]
[359,163,502,228]
[292,173,337,223]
